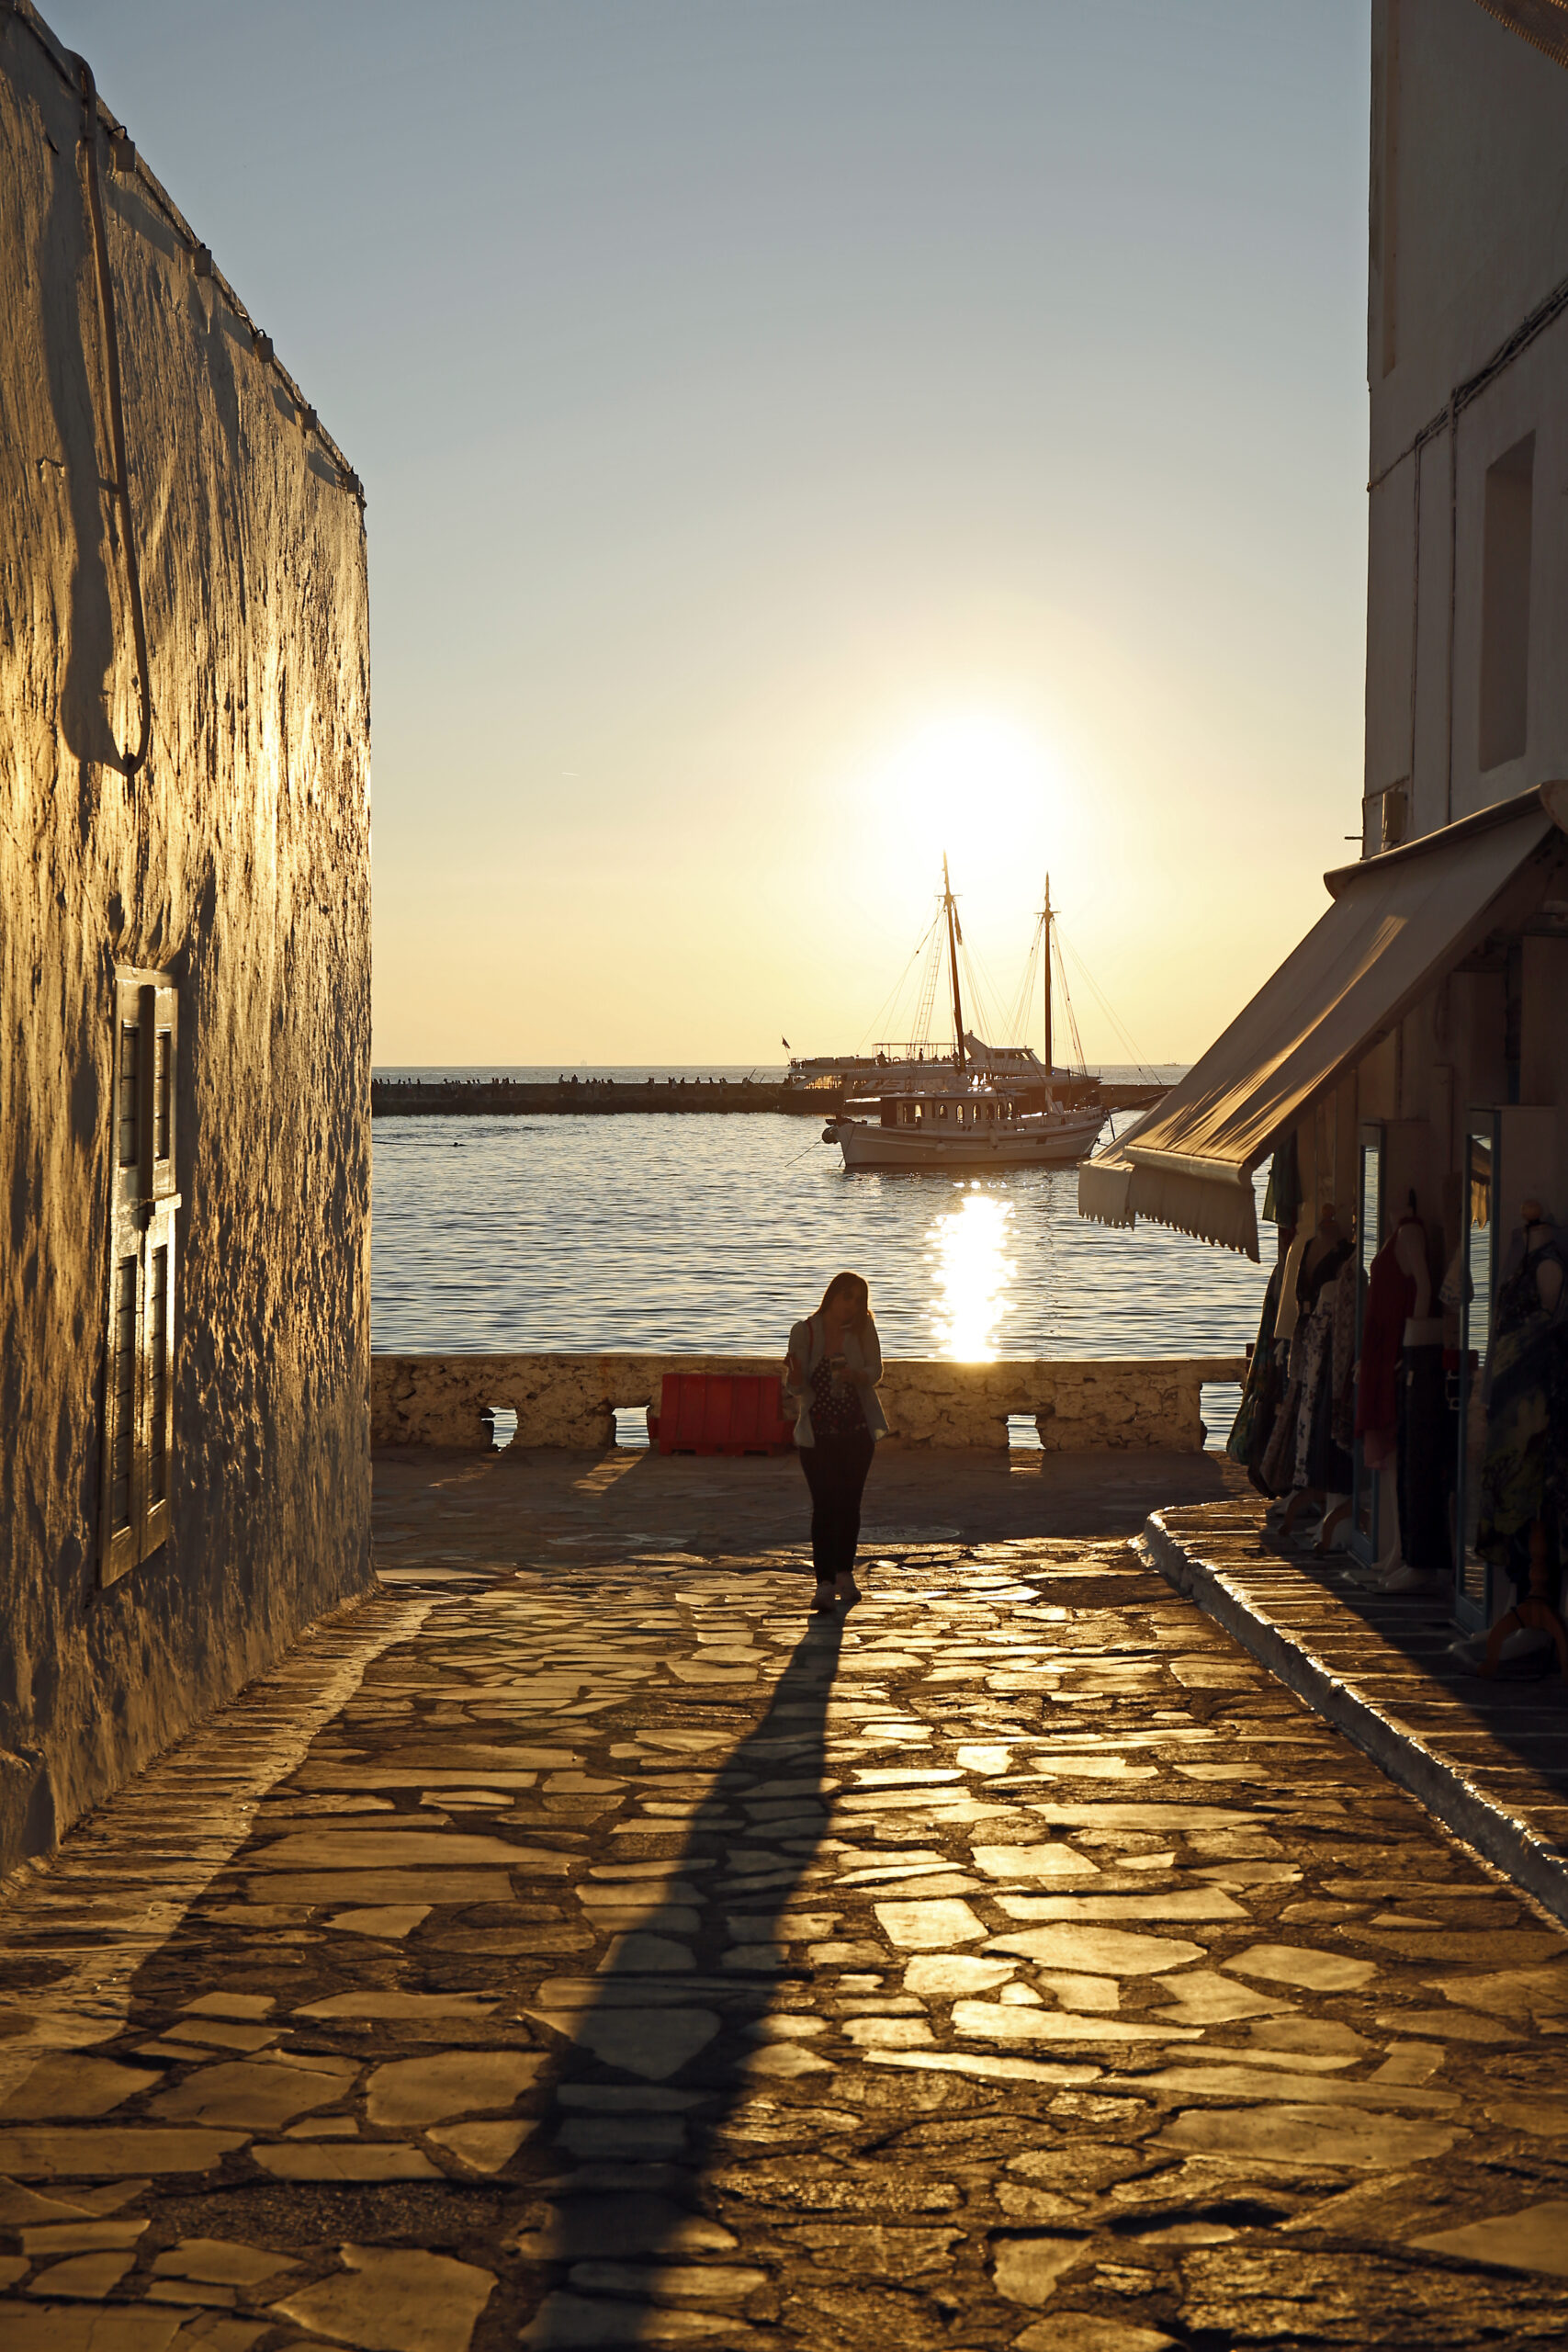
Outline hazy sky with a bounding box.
[52,1,1372,1066]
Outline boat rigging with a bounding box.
[803,858,1129,1171]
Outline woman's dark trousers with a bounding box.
[800,1430,875,1579]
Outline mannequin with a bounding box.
[1396,1215,1435,1317]
[1477,1199,1568,1674]
[1483,1520,1568,1677]
[1348,1200,1451,1593]
[1271,1225,1313,1349]
[1356,1204,1424,1474]
[1525,1201,1566,1317]
[1391,1211,1449,1591]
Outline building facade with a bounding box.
[0,6,373,1876]
[1367,0,1568,856]
[1358,0,1568,1285]
[1081,0,1568,1616]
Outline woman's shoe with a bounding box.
[812,1581,837,1614]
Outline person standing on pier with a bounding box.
[786,1272,886,1612]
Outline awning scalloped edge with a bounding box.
[1078,1153,1134,1231]
[1079,1151,1260,1260]
[1077,792,1561,1261]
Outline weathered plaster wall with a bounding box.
[0,13,373,1874]
[372,1356,1247,1454]
[1370,0,1568,467]
[1366,0,1568,840]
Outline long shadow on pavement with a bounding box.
[518,1600,848,2344]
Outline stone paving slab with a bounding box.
[1143,1498,1568,1932]
[1,1449,1566,2350]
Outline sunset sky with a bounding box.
[55,1,1372,1067]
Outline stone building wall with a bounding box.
[0,10,373,1876]
[372,1355,1247,1454]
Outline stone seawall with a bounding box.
[372,1080,836,1116]
[373,1354,1247,1453]
[370,1081,1165,1119]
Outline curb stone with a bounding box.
[1139,1508,1568,1930]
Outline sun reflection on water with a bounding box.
[927,1185,1016,1360]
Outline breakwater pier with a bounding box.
[371,1074,1167,1117]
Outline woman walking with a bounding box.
[785,1271,887,1612]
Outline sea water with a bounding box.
[372,1068,1271,1442]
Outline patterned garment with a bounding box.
[1476,1242,1568,1572]
[1228,1259,1285,1469]
[1303,1271,1355,1495]
[1259,1370,1303,1496]
[1286,1240,1353,1490]
[811,1351,866,1440]
[1244,1345,1286,1496]
[1293,1289,1337,1489]
[1331,1255,1359,1453]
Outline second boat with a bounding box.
[821,859,1115,1172]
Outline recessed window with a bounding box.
[117,1021,140,1165]
[1479,433,1534,772]
[101,969,181,1586]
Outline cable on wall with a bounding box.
[76,53,152,779]
[12,7,363,507]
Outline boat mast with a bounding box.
[1043,874,1053,1074]
[942,854,966,1071]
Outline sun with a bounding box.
[868,712,1062,903]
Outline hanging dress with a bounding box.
[1229,1256,1285,1476]
[1291,1240,1353,1492]
[1475,1237,1568,1588]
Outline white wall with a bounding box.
[1365,0,1568,842]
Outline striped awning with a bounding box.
[1472,1,1568,73]
[1078,788,1561,1259]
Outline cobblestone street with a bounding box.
[4,1450,1568,2351]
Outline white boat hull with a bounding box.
[826,1108,1106,1170]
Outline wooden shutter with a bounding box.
[100,970,180,1585]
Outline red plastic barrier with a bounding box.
[650,1373,795,1456]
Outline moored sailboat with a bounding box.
[820,862,1111,1171]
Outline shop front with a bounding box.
[1081,783,1568,1658]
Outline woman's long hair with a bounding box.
[816,1270,870,1324]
